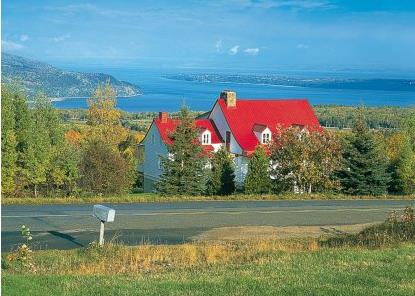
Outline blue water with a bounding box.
[53,68,415,112]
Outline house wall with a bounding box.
[209,102,243,155]
[140,122,168,192]
[234,155,249,187]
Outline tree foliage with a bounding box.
[270,126,342,193]
[156,106,207,195]
[79,139,134,194]
[1,86,18,194]
[244,145,271,194]
[337,115,391,195]
[1,82,137,197]
[206,147,235,195]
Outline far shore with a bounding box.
[50,93,143,102]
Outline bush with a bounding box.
[321,206,415,248]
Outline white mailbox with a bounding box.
[93,205,115,222]
[93,205,116,245]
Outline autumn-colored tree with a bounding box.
[64,129,83,147]
[270,126,342,193]
[86,82,128,146]
[81,83,137,194]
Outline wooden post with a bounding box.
[99,220,105,246]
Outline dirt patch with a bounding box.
[192,223,377,241]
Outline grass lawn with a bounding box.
[1,239,415,296]
[2,243,415,295]
[2,192,415,205]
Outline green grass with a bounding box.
[2,192,415,205]
[2,244,415,295]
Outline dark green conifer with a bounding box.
[206,147,235,195]
[245,145,271,194]
[156,106,207,195]
[338,114,391,195]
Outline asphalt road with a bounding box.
[2,200,414,251]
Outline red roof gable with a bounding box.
[216,98,321,154]
[154,118,222,152]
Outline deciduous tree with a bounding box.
[270,126,342,193]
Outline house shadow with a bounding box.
[48,231,84,247]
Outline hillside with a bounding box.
[1,53,142,98]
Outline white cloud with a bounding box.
[244,48,259,55]
[53,34,71,42]
[296,43,309,49]
[234,0,335,10]
[229,45,240,55]
[215,39,223,52]
[1,40,24,51]
[20,34,29,42]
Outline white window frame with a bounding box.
[202,132,211,145]
[262,132,271,144]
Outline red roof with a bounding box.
[216,98,321,154]
[154,118,222,153]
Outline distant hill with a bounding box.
[1,53,142,98]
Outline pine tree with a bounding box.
[1,86,18,195]
[337,114,391,195]
[156,106,207,195]
[206,147,235,195]
[245,145,271,194]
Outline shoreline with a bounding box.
[50,93,143,102]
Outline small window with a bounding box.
[158,157,162,169]
[262,133,270,144]
[202,133,210,145]
[151,134,155,144]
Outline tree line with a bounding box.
[2,83,414,197]
[1,83,138,197]
[156,107,415,196]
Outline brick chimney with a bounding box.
[220,90,236,108]
[159,112,168,123]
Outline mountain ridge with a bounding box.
[1,53,142,98]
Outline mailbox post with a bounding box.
[93,205,116,246]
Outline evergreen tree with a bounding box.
[337,114,391,195]
[245,145,271,194]
[206,147,235,195]
[156,106,207,195]
[1,86,18,194]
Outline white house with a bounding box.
[139,90,321,192]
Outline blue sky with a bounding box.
[2,0,415,71]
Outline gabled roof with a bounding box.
[154,118,222,151]
[252,124,269,133]
[216,98,321,154]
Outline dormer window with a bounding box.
[253,124,271,144]
[202,133,210,145]
[262,132,271,144]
